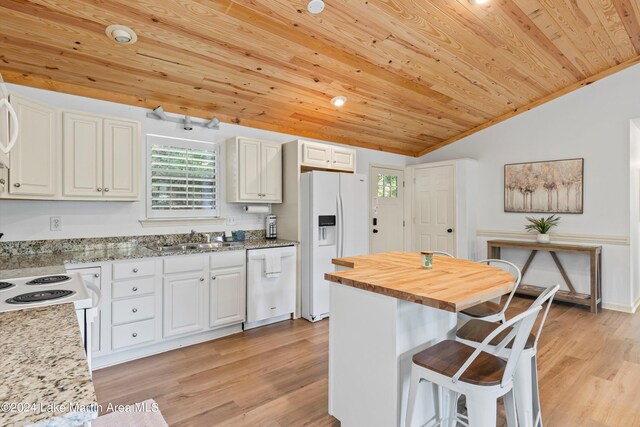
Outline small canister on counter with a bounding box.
[421,251,433,269]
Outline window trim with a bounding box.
[145,134,220,219]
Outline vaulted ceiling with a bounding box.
[1,0,640,156]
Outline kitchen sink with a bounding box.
[147,242,242,252]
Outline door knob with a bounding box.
[447,228,454,233]
[372,229,379,234]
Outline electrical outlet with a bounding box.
[50,216,62,231]
[226,216,236,226]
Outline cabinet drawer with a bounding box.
[112,319,155,350]
[112,277,155,299]
[113,259,155,280]
[112,296,155,325]
[164,255,206,274]
[210,250,245,270]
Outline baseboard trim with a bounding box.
[476,229,629,245]
[602,302,636,313]
[633,296,640,314]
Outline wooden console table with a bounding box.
[487,240,602,313]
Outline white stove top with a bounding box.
[0,273,92,313]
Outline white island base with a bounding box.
[329,282,458,427]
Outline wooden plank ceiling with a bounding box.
[1,0,640,156]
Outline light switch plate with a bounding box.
[50,216,62,231]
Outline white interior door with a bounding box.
[370,166,404,253]
[412,165,455,254]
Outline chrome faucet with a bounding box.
[189,229,197,243]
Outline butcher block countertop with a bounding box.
[325,252,515,312]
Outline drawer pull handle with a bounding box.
[94,273,100,278]
[132,286,138,292]
[133,268,139,273]
[132,332,138,338]
[132,308,138,313]
[200,277,205,282]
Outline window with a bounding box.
[377,174,398,198]
[146,135,219,218]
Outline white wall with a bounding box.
[0,84,410,241]
[418,63,640,311]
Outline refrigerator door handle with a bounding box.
[338,193,345,257]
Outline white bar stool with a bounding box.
[458,259,522,324]
[405,304,542,427]
[456,284,560,427]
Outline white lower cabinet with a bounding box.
[163,270,207,338]
[84,250,251,368]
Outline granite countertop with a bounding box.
[0,239,298,280]
[0,304,97,427]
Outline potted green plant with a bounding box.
[525,215,560,243]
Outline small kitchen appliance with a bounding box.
[265,214,277,239]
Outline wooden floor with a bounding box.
[93,297,640,426]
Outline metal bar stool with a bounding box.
[456,284,560,427]
[405,304,542,427]
[458,259,522,324]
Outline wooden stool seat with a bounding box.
[460,300,502,319]
[457,319,536,350]
[412,340,506,386]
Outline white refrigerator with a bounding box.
[301,171,368,322]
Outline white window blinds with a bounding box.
[146,135,219,218]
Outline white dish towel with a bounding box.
[264,252,282,278]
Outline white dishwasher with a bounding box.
[245,245,297,330]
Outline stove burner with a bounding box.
[25,275,71,285]
[0,282,16,291]
[6,290,75,304]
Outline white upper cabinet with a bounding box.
[63,112,103,197]
[103,118,139,198]
[227,137,282,203]
[260,141,282,202]
[331,146,356,171]
[301,141,356,172]
[63,111,139,200]
[301,141,332,168]
[8,94,58,196]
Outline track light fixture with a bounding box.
[146,106,220,131]
[205,117,220,129]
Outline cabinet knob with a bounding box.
[132,308,138,313]
[326,160,330,163]
[212,276,216,280]
[133,268,139,273]
[132,286,138,292]
[97,187,102,192]
[0,178,5,185]
[132,332,138,338]
[104,187,110,192]
[94,273,100,278]
[200,277,205,282]
[14,183,20,188]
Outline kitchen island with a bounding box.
[324,252,515,427]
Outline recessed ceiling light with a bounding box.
[331,96,347,107]
[105,25,137,45]
[308,0,325,14]
[468,0,490,4]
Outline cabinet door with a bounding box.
[63,112,103,197]
[301,141,331,168]
[9,94,58,196]
[238,137,261,201]
[209,267,245,329]
[260,141,282,202]
[103,119,139,199]
[331,147,355,171]
[70,267,103,355]
[163,272,206,338]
